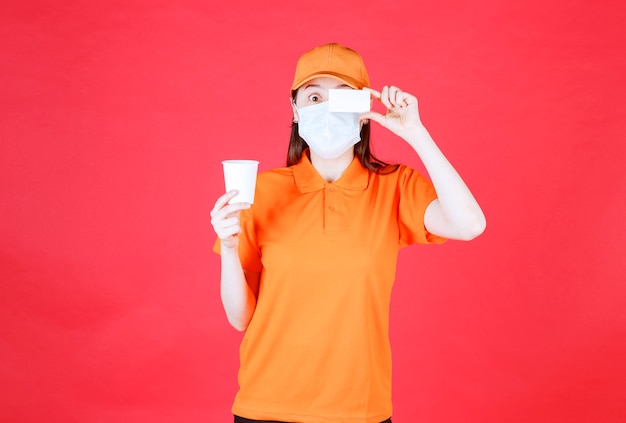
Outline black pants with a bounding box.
[235,416,392,423]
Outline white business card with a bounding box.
[328,89,371,113]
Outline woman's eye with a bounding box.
[308,94,321,102]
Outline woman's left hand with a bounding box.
[360,86,424,142]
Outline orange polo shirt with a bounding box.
[214,154,445,423]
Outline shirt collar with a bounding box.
[293,152,369,193]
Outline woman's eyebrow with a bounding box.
[302,83,352,90]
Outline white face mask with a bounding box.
[296,102,361,160]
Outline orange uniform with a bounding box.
[215,153,446,423]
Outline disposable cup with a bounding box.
[222,160,259,204]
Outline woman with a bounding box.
[211,43,486,423]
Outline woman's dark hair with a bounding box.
[286,121,398,174]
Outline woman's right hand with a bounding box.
[210,190,251,250]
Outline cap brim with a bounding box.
[291,73,363,92]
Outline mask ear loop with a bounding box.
[291,98,299,123]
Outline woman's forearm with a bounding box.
[406,125,486,240]
[220,245,257,331]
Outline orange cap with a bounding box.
[290,43,370,93]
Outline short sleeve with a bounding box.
[211,207,263,272]
[397,166,447,247]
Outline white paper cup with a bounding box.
[222,160,259,204]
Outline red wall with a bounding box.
[1,1,625,422]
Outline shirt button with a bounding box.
[329,206,335,211]
[329,187,336,192]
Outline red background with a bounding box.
[1,1,625,422]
